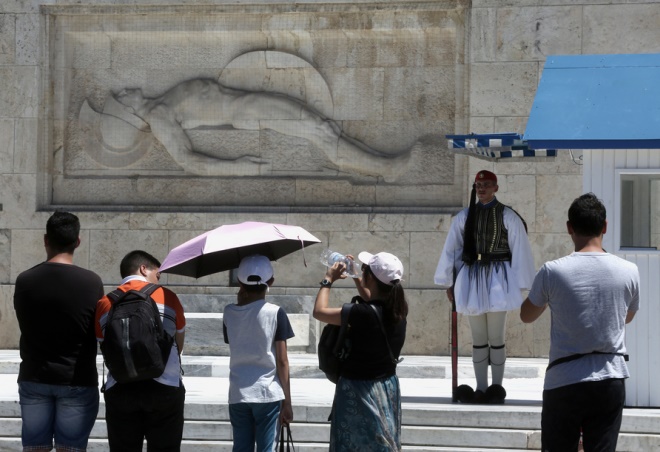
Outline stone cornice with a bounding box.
[41,1,470,16]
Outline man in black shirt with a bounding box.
[14,211,104,451]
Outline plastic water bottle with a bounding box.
[319,249,360,278]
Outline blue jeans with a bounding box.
[18,381,99,451]
[229,401,281,452]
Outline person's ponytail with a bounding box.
[386,281,408,325]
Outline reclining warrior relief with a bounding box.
[93,78,412,182]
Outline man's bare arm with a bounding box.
[520,298,547,323]
[275,340,293,425]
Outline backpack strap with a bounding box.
[140,283,164,322]
[138,282,160,298]
[332,300,357,359]
[368,304,403,365]
[106,289,124,304]
[107,283,161,303]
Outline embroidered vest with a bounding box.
[462,201,511,265]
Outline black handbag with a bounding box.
[317,301,355,383]
[279,423,295,452]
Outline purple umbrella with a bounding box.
[159,221,321,278]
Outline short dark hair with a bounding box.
[240,282,269,294]
[568,193,606,237]
[46,211,80,253]
[120,250,161,278]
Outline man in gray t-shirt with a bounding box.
[521,193,639,452]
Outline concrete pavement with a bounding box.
[0,350,546,408]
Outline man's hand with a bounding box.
[446,286,455,303]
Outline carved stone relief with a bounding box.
[82,73,411,182]
[45,3,468,209]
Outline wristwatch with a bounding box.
[320,279,333,288]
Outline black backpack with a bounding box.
[100,283,174,384]
[318,301,355,383]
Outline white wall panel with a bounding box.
[626,254,650,406]
[648,254,660,406]
[589,148,660,406]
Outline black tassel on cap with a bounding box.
[462,183,478,265]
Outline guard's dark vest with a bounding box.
[462,201,511,265]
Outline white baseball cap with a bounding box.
[237,254,273,286]
[358,251,404,286]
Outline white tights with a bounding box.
[467,311,507,392]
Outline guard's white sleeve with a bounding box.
[434,209,468,288]
[503,208,536,290]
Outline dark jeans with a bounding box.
[541,378,625,452]
[104,379,186,452]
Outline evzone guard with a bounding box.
[435,170,535,403]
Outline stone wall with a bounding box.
[2,0,660,357]
[43,1,467,209]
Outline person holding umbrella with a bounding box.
[223,254,295,451]
[314,251,408,451]
[434,170,535,403]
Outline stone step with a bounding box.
[183,312,312,355]
[0,350,548,379]
[0,437,541,452]
[179,294,316,355]
[0,418,541,450]
[1,371,660,451]
[1,407,659,450]
[176,293,313,315]
[180,355,546,379]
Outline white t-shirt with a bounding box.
[223,299,295,404]
[528,252,640,390]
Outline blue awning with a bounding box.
[524,53,660,150]
[447,133,557,161]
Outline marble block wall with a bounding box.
[43,1,468,209]
[3,0,660,358]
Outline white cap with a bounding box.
[237,255,273,286]
[357,251,404,286]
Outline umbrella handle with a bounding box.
[298,236,308,267]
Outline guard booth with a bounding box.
[451,53,660,407]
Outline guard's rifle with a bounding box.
[451,267,458,403]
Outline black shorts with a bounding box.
[541,378,625,452]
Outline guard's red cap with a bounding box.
[475,170,497,183]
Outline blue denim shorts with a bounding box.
[18,381,99,451]
[229,401,281,452]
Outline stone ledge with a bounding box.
[185,313,310,356]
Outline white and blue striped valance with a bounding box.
[447,133,557,161]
